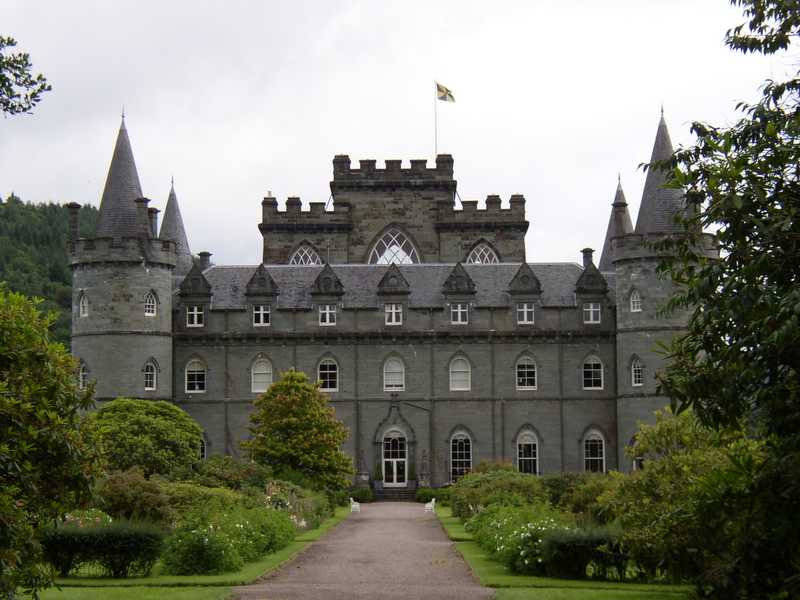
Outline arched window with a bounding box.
[516,356,537,390]
[144,291,157,316]
[289,244,322,265]
[383,357,405,392]
[79,293,89,318]
[144,361,157,391]
[449,357,471,391]
[450,432,472,481]
[630,289,642,312]
[251,358,273,393]
[466,242,499,264]
[185,359,206,393]
[318,358,338,391]
[368,229,420,264]
[517,431,538,474]
[199,437,207,460]
[77,362,89,390]
[584,430,605,472]
[631,357,644,387]
[582,355,603,390]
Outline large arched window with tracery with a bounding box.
[466,242,499,264]
[368,229,420,264]
[289,244,322,265]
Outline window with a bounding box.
[199,438,207,460]
[450,433,472,481]
[631,358,643,387]
[186,305,204,327]
[318,358,338,391]
[251,358,273,393]
[144,362,157,391]
[466,243,499,264]
[449,357,471,391]
[368,229,420,264]
[450,302,469,324]
[582,356,603,390]
[319,304,337,326]
[79,293,89,317]
[384,303,403,326]
[584,431,605,472]
[253,304,271,327]
[289,244,322,265]
[144,291,157,316]
[383,357,405,392]
[185,359,206,393]
[517,431,538,474]
[630,289,642,312]
[516,302,535,325]
[77,363,88,390]
[516,356,537,390]
[582,302,601,324]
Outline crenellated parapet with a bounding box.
[258,195,354,234]
[330,155,456,192]
[435,194,528,233]
[612,231,716,264]
[70,236,177,268]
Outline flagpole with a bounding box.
[434,81,438,157]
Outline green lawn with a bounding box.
[35,587,230,600]
[435,506,690,600]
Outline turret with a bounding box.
[598,177,633,272]
[159,180,194,276]
[69,116,176,402]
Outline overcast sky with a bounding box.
[0,1,791,266]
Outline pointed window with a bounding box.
[289,244,322,265]
[199,437,207,460]
[185,359,206,393]
[144,291,157,316]
[449,357,471,391]
[318,358,338,392]
[383,357,405,392]
[450,432,472,482]
[144,361,157,391]
[517,431,538,474]
[369,229,420,264]
[516,356,537,390]
[251,358,273,393]
[77,362,89,390]
[582,356,603,390]
[630,289,642,312]
[584,430,606,473]
[79,293,89,318]
[466,242,499,264]
[631,357,644,387]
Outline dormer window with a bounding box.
[516,302,535,325]
[319,304,337,326]
[582,302,601,324]
[253,304,271,327]
[451,302,469,325]
[385,303,403,326]
[186,305,204,327]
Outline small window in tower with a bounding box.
[630,289,642,312]
[144,362,157,391]
[631,358,644,387]
[466,242,499,264]
[79,293,89,318]
[144,292,157,317]
[251,358,273,393]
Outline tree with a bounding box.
[0,287,98,597]
[0,36,50,115]
[653,1,800,596]
[243,369,353,491]
[84,398,203,478]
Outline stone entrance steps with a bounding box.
[374,487,417,502]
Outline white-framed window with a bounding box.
[319,304,337,326]
[144,291,157,317]
[450,302,469,325]
[79,293,89,318]
[289,244,322,265]
[630,289,642,313]
[449,357,471,391]
[450,432,472,482]
[77,363,88,390]
[186,305,204,327]
[251,358,273,393]
[582,302,601,324]
[517,431,538,475]
[631,357,644,387]
[252,304,271,327]
[383,357,405,392]
[318,358,338,391]
[516,302,535,325]
[466,242,499,264]
[368,229,420,264]
[516,356,537,390]
[185,359,206,393]
[199,437,207,460]
[582,356,603,390]
[384,303,403,326]
[584,430,606,473]
[144,361,157,391]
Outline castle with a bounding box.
[68,114,714,488]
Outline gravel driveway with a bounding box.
[232,502,493,600]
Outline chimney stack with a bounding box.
[581,248,594,269]
[135,197,151,238]
[66,202,81,242]
[148,207,159,238]
[198,251,212,270]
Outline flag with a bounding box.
[436,82,455,102]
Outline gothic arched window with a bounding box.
[630,289,642,312]
[77,362,89,390]
[79,293,89,318]
[449,357,471,391]
[144,291,157,316]
[289,244,322,265]
[631,357,644,387]
[517,431,538,474]
[368,229,420,264]
[466,242,499,264]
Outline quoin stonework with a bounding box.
[68,113,715,489]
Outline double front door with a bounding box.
[383,433,407,488]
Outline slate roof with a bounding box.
[159,182,194,276]
[201,263,613,310]
[598,180,633,272]
[96,118,143,238]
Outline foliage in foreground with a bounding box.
[0,35,50,115]
[0,287,98,597]
[450,468,549,520]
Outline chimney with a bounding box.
[135,197,151,238]
[198,251,212,270]
[581,248,594,269]
[66,202,81,242]
[148,207,159,238]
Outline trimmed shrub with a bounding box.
[159,481,249,519]
[540,525,628,580]
[329,489,350,507]
[450,470,548,520]
[98,468,173,524]
[541,472,588,507]
[350,487,374,503]
[161,524,243,575]
[415,487,435,503]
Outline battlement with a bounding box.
[435,194,528,233]
[69,236,177,268]
[259,196,353,234]
[612,231,717,263]
[330,155,456,194]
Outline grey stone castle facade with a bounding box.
[69,114,712,487]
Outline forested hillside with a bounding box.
[0,194,98,345]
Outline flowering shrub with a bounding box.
[450,469,548,519]
[61,509,113,528]
[161,523,243,575]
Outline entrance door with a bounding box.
[383,432,407,488]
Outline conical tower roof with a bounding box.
[95,117,143,238]
[634,112,685,235]
[598,178,633,271]
[159,180,193,275]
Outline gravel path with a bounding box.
[232,502,493,600]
